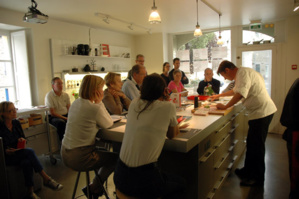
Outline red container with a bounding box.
[187,95,198,100]
[17,139,26,149]
[198,95,210,101]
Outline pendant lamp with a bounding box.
[149,0,161,24]
[194,0,202,37]
[217,14,224,45]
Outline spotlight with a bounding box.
[103,16,110,24]
[128,24,134,30]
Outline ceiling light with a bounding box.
[294,0,299,11]
[103,16,110,24]
[147,29,152,34]
[194,0,202,37]
[217,14,224,45]
[149,0,161,24]
[23,0,48,24]
[128,24,134,30]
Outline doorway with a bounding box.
[236,45,283,133]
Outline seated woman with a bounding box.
[103,72,131,115]
[168,69,188,97]
[0,101,63,199]
[114,73,187,198]
[61,75,118,198]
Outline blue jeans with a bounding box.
[114,159,186,199]
[6,148,43,187]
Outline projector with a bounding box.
[23,12,48,24]
[23,0,48,24]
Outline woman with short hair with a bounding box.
[114,73,186,198]
[103,72,131,115]
[0,101,63,199]
[61,75,118,198]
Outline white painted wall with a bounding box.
[134,33,164,74]
[0,8,135,106]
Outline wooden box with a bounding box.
[28,114,42,126]
[19,118,29,129]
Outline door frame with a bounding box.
[236,43,285,134]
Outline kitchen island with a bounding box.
[100,103,248,199]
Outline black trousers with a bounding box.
[49,114,67,141]
[244,113,274,182]
[114,159,186,199]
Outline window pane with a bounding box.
[242,50,272,96]
[242,30,274,44]
[0,87,15,102]
[0,62,14,86]
[0,35,11,60]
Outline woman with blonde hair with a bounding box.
[0,101,63,199]
[103,72,131,115]
[61,75,118,198]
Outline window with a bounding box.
[0,32,16,102]
[174,30,231,94]
[0,30,31,107]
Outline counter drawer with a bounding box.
[214,121,232,145]
[198,149,215,199]
[198,133,214,159]
[214,152,231,183]
[214,134,231,163]
[26,133,49,156]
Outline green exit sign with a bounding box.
[249,23,262,30]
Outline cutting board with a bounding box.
[208,106,233,115]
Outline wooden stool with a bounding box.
[72,170,110,199]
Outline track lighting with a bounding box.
[103,16,110,24]
[128,24,134,30]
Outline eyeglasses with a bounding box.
[7,108,18,113]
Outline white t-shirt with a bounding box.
[233,67,277,120]
[120,99,178,167]
[45,89,70,115]
[62,98,113,149]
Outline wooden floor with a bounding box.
[34,133,290,199]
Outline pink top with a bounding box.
[168,81,184,93]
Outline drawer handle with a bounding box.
[215,134,230,148]
[199,149,215,163]
[228,145,234,152]
[214,152,230,169]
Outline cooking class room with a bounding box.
[0,0,299,199]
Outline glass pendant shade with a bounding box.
[194,24,202,37]
[149,9,161,24]
[217,35,224,45]
[149,0,161,24]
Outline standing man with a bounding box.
[135,54,145,66]
[211,60,277,186]
[125,54,145,82]
[169,58,189,85]
[197,68,221,95]
[45,77,70,141]
[122,64,147,100]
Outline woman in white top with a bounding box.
[61,75,118,198]
[114,73,186,198]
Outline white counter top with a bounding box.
[100,103,243,153]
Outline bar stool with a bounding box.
[72,169,110,199]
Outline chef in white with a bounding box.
[211,60,277,187]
